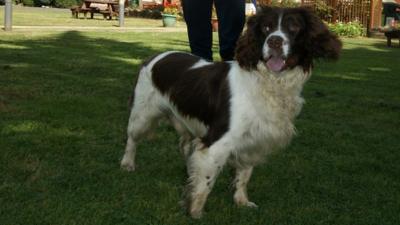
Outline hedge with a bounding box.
[21,0,80,7]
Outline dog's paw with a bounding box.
[179,198,203,219]
[190,209,203,219]
[241,201,258,208]
[120,162,135,172]
[182,186,205,219]
[120,156,135,172]
[235,198,258,208]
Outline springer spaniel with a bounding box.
[121,6,341,218]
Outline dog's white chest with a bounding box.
[227,65,307,163]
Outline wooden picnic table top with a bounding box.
[76,0,129,20]
[84,0,118,4]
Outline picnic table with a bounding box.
[71,0,128,20]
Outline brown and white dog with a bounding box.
[121,6,341,218]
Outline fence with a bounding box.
[334,0,370,27]
[257,0,372,29]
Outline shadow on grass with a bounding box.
[0,31,161,141]
[0,31,193,224]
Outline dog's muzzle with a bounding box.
[264,35,287,72]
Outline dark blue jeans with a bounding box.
[383,3,400,24]
[182,0,246,61]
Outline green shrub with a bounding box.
[54,0,79,8]
[314,0,333,19]
[20,0,77,7]
[35,0,53,6]
[22,0,35,6]
[22,0,54,6]
[328,21,366,37]
[0,0,19,5]
[270,0,300,7]
[127,8,162,19]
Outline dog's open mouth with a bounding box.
[265,56,286,73]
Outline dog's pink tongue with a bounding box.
[266,57,285,72]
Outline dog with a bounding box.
[121,6,341,218]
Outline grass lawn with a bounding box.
[0,29,400,224]
[0,5,185,27]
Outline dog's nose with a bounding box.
[267,36,283,49]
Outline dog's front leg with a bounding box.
[233,166,258,208]
[185,138,231,218]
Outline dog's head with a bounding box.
[235,6,342,73]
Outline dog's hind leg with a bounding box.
[121,135,137,172]
[121,102,162,172]
[121,70,163,172]
[169,116,193,159]
[232,166,257,208]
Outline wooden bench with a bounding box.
[71,0,128,20]
[143,2,160,9]
[384,29,400,47]
[70,5,96,19]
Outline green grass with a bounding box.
[0,30,400,225]
[0,5,185,27]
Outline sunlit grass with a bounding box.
[0,5,186,27]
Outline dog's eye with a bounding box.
[289,24,300,33]
[263,26,270,33]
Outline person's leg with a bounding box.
[182,0,214,61]
[214,0,245,61]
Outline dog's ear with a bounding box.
[235,13,264,70]
[300,7,342,61]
